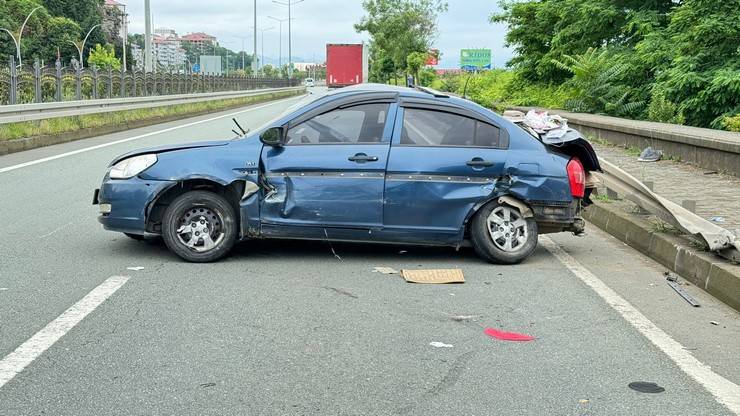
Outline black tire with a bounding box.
[470,200,538,264]
[124,233,146,241]
[162,191,237,262]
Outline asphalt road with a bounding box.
[1,89,739,415]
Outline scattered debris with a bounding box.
[483,327,535,342]
[637,147,663,162]
[484,281,491,285]
[0,287,8,291]
[323,229,342,261]
[429,341,454,348]
[628,381,665,393]
[372,266,399,274]
[666,276,700,307]
[450,314,478,322]
[703,171,718,175]
[323,286,358,299]
[401,269,465,284]
[710,321,719,326]
[126,266,145,271]
[398,250,408,254]
[199,382,217,388]
[579,399,590,405]
[709,216,726,223]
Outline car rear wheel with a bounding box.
[470,200,538,264]
[162,191,237,262]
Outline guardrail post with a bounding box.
[91,65,99,99]
[74,61,81,100]
[33,58,42,103]
[9,56,17,105]
[107,66,113,98]
[120,69,125,98]
[55,59,62,102]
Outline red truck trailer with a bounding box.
[326,43,368,88]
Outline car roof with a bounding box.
[326,83,490,112]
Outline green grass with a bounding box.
[0,91,299,141]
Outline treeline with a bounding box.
[0,0,126,67]
[480,0,739,130]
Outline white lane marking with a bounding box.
[38,221,73,238]
[541,237,740,414]
[0,96,301,175]
[0,275,130,389]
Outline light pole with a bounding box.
[268,16,292,70]
[69,24,101,69]
[258,26,274,74]
[252,0,257,74]
[233,36,250,71]
[0,6,42,67]
[272,0,304,78]
[144,0,152,72]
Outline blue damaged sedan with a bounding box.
[93,84,587,263]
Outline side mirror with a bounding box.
[260,127,284,147]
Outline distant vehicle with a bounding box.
[305,78,315,87]
[94,84,586,263]
[326,43,368,88]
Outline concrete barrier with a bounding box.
[511,107,740,176]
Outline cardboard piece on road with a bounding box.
[401,269,465,284]
[373,266,399,274]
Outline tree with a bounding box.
[649,0,740,128]
[42,0,105,59]
[355,0,447,80]
[406,51,426,84]
[87,43,120,69]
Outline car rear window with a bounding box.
[401,108,504,148]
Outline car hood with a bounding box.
[110,140,231,165]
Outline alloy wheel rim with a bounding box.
[486,206,528,252]
[175,206,224,252]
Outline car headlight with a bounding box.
[109,154,157,179]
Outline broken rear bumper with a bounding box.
[531,199,585,234]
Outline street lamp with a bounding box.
[267,15,292,70]
[69,24,101,69]
[272,0,304,78]
[232,36,251,71]
[258,26,274,74]
[0,6,42,67]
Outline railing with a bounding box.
[0,56,299,106]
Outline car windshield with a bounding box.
[233,91,328,140]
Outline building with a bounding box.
[180,32,218,52]
[153,28,186,69]
[102,0,128,40]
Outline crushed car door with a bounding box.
[383,103,509,243]
[260,100,396,233]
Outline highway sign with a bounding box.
[192,63,200,73]
[460,49,491,71]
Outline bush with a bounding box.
[646,90,684,124]
[721,114,740,132]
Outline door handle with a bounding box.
[466,158,494,167]
[348,153,379,163]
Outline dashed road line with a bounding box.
[0,275,130,389]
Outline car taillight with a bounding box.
[567,158,585,198]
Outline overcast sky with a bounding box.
[124,0,512,68]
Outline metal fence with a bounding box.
[0,56,300,106]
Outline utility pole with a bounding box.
[273,0,304,78]
[144,0,152,72]
[121,3,128,70]
[0,6,42,67]
[268,16,291,70]
[258,27,274,74]
[252,0,257,74]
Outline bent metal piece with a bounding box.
[593,159,739,261]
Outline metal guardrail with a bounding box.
[595,159,739,262]
[0,86,306,124]
[0,55,300,106]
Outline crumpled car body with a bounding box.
[95,84,585,252]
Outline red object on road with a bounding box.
[484,327,535,342]
[326,44,368,88]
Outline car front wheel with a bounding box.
[162,191,237,262]
[470,200,538,264]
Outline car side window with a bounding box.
[401,108,504,148]
[286,103,389,145]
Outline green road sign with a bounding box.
[460,49,491,70]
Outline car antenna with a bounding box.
[232,118,248,135]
